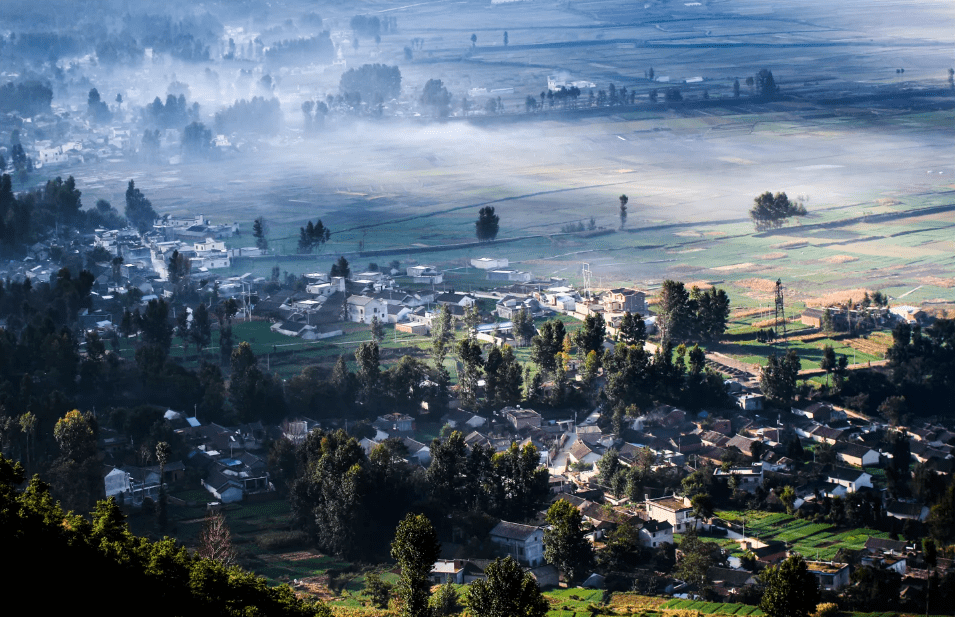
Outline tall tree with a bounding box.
[391,513,441,617]
[574,312,607,358]
[658,280,693,344]
[155,440,170,532]
[252,217,268,251]
[759,554,820,617]
[618,311,646,346]
[370,315,385,344]
[330,255,351,279]
[544,499,594,583]
[430,304,455,369]
[50,409,101,512]
[355,341,381,404]
[457,338,484,410]
[124,180,158,232]
[759,350,801,405]
[619,194,628,229]
[475,206,500,242]
[530,318,566,374]
[465,557,548,617]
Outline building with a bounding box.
[713,465,764,492]
[638,519,673,548]
[825,467,873,493]
[346,295,387,323]
[471,257,509,270]
[604,288,648,315]
[502,407,542,431]
[645,495,697,533]
[489,521,545,566]
[834,442,880,467]
[806,561,850,591]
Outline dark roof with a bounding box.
[641,519,673,533]
[490,521,541,541]
[707,567,756,587]
[835,442,876,459]
[885,500,925,517]
[827,466,868,482]
[864,537,909,553]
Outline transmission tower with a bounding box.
[582,263,593,299]
[774,278,787,342]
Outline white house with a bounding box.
[638,519,673,548]
[645,495,697,533]
[347,295,387,323]
[826,467,873,493]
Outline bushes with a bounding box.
[813,604,839,617]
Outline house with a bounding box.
[471,257,509,270]
[713,465,764,492]
[568,440,603,467]
[528,565,559,590]
[706,567,758,594]
[430,559,486,585]
[884,500,930,522]
[835,442,880,467]
[347,295,387,323]
[402,437,432,466]
[489,521,545,566]
[406,265,443,284]
[638,519,673,548]
[645,495,697,533]
[826,467,873,493]
[502,407,542,431]
[434,292,476,308]
[806,561,850,591]
[726,435,760,459]
[374,413,415,434]
[603,288,648,315]
[809,425,845,444]
[737,394,764,411]
[201,468,245,503]
[441,409,487,430]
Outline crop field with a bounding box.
[714,510,890,560]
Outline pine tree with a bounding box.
[252,217,268,251]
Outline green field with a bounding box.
[713,510,890,560]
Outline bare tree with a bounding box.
[198,509,238,567]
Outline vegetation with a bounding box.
[750,192,807,231]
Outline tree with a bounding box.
[760,350,801,405]
[475,206,500,242]
[125,180,158,232]
[543,499,594,582]
[619,311,647,346]
[465,556,548,617]
[365,572,393,609]
[432,576,461,616]
[756,69,778,97]
[658,280,693,344]
[391,513,441,617]
[734,79,741,97]
[619,194,628,229]
[759,554,820,617]
[750,191,806,232]
[512,308,536,346]
[155,440,170,532]
[197,509,238,567]
[530,318,566,374]
[421,79,452,117]
[457,337,484,410]
[675,529,716,595]
[470,33,477,47]
[355,341,381,404]
[370,315,385,344]
[692,286,731,340]
[51,409,101,513]
[430,304,455,368]
[330,255,351,279]
[820,344,836,386]
[253,217,268,251]
[574,312,607,358]
[503,31,509,46]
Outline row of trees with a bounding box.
[657,281,732,343]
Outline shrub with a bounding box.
[813,604,839,617]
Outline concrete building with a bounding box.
[806,561,850,591]
[645,495,697,533]
[489,521,545,566]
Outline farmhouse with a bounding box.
[638,519,673,548]
[834,442,880,467]
[489,521,545,566]
[806,561,850,591]
[645,495,697,532]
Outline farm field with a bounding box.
[712,510,891,561]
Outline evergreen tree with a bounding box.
[253,217,268,250]
[475,206,500,242]
[124,180,158,232]
[391,514,441,617]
